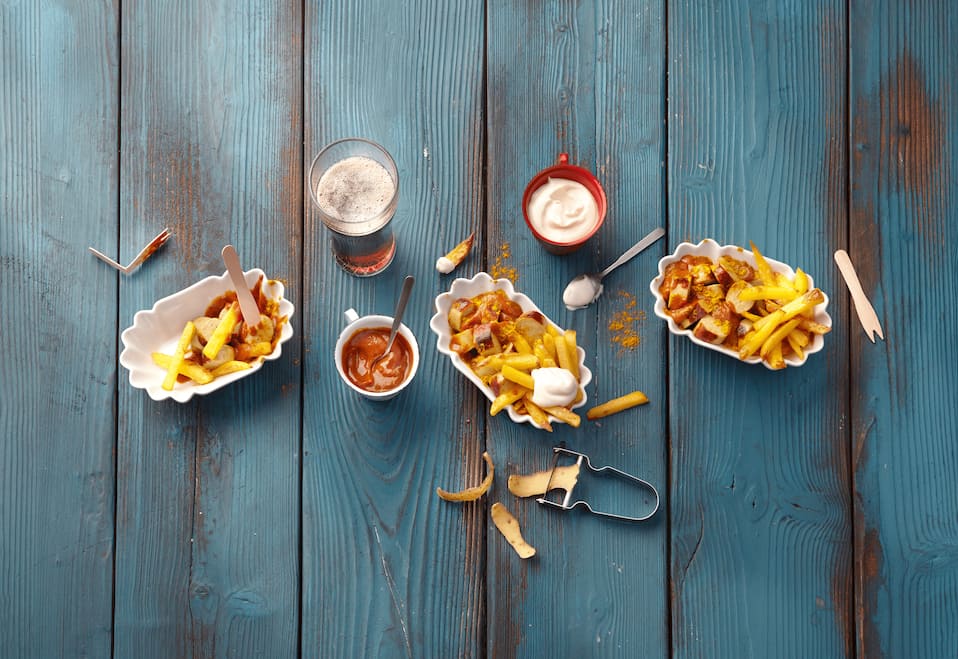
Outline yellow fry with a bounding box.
[778,288,825,322]
[501,353,539,370]
[798,318,831,335]
[490,502,536,559]
[511,333,533,355]
[759,318,802,359]
[586,390,649,420]
[542,333,558,362]
[490,386,528,416]
[152,351,213,385]
[203,302,239,360]
[442,232,475,267]
[767,342,785,370]
[210,360,253,378]
[533,341,554,368]
[737,286,798,302]
[554,331,574,374]
[563,330,579,380]
[749,240,776,285]
[436,451,494,502]
[162,322,196,391]
[788,328,810,348]
[792,268,809,294]
[785,332,805,361]
[501,365,534,391]
[522,395,553,432]
[741,310,785,358]
[542,405,581,428]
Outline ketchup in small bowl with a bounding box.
[341,327,413,392]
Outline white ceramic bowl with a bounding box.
[334,308,419,401]
[430,271,592,429]
[120,269,295,402]
[649,239,831,369]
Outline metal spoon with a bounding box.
[563,227,666,310]
[371,275,415,367]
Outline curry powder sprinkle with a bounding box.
[608,291,645,351]
[490,242,518,282]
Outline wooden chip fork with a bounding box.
[834,249,885,342]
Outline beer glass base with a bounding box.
[333,238,397,277]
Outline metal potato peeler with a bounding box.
[537,446,660,523]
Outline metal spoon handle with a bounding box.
[383,275,415,354]
[599,227,666,279]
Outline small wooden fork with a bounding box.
[89,227,172,275]
[834,249,885,342]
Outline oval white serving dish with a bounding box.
[119,269,295,402]
[430,272,591,430]
[649,239,831,369]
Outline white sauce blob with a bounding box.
[526,178,600,243]
[563,277,603,310]
[435,256,455,274]
[530,367,578,408]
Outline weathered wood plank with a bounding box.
[0,2,117,656]
[849,2,958,656]
[301,1,486,656]
[114,1,302,656]
[668,1,853,656]
[486,2,668,656]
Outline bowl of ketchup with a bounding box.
[522,153,607,255]
[335,308,419,400]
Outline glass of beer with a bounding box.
[308,138,399,276]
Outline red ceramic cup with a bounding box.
[522,153,608,255]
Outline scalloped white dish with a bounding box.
[649,239,831,369]
[120,269,295,402]
[430,272,592,430]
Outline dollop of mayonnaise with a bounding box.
[563,277,603,310]
[435,256,455,274]
[526,178,599,243]
[530,367,578,408]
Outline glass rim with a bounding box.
[307,137,399,224]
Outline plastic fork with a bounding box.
[834,249,885,342]
[89,227,172,275]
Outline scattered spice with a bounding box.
[490,242,518,282]
[608,291,645,351]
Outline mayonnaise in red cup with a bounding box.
[522,153,607,255]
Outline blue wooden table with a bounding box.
[2,1,957,657]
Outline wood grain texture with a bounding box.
[301,1,486,656]
[486,2,668,656]
[0,2,118,656]
[849,2,958,656]
[668,1,852,656]
[114,1,302,656]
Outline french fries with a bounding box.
[587,390,649,420]
[436,452,494,502]
[658,242,830,369]
[446,288,585,429]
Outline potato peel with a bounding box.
[436,451,494,502]
[490,502,536,559]
[507,464,580,498]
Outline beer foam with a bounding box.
[316,156,395,223]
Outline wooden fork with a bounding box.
[834,249,885,342]
[89,227,172,274]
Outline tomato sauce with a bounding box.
[342,327,412,392]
